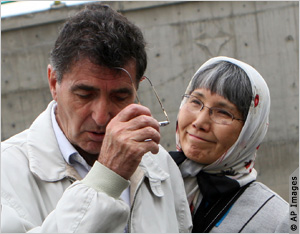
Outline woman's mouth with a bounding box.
[188,132,214,143]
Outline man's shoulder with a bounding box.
[2,101,53,153]
[146,144,176,165]
[2,130,29,154]
[141,144,181,177]
[1,130,32,182]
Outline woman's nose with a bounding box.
[192,107,212,131]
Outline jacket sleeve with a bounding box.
[166,155,193,233]
[1,160,131,233]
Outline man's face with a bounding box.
[48,58,137,160]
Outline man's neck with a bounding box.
[54,104,98,167]
[74,146,99,167]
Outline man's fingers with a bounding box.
[126,114,160,132]
[130,127,160,144]
[98,103,161,179]
[117,104,152,123]
[109,104,160,134]
[139,140,160,155]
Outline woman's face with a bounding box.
[177,88,244,164]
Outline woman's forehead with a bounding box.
[190,88,240,112]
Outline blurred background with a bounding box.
[1,1,299,201]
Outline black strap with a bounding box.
[169,151,186,165]
[192,182,253,233]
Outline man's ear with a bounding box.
[47,64,58,101]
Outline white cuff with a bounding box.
[81,161,130,199]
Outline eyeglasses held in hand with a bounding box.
[115,67,170,127]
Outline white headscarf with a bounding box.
[176,56,270,187]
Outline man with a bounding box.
[1,3,192,233]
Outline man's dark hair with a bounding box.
[50,3,147,83]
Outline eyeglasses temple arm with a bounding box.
[114,67,141,104]
[114,67,169,126]
[144,76,170,123]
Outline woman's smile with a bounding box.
[178,88,244,164]
[187,132,215,143]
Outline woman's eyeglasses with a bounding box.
[182,94,244,125]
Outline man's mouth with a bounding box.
[87,131,105,142]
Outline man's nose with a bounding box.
[91,99,112,127]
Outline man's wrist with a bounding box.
[81,161,130,199]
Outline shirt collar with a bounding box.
[51,103,91,175]
[51,103,78,164]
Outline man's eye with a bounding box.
[114,95,128,102]
[75,93,92,99]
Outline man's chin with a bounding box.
[74,143,101,158]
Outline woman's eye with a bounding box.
[215,109,232,117]
[190,98,202,105]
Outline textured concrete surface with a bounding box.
[1,1,299,201]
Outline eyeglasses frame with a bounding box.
[115,67,170,127]
[182,94,244,125]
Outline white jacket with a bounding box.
[1,101,192,233]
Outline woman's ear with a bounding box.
[47,64,58,101]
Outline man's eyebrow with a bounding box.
[71,84,99,92]
[111,87,133,95]
[71,85,133,95]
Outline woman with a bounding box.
[170,56,288,233]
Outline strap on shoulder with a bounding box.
[192,181,253,233]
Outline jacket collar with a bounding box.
[27,101,68,182]
[129,151,170,202]
[139,151,170,197]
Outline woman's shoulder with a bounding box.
[245,181,288,206]
[230,181,288,232]
[213,181,289,233]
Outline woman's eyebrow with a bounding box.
[213,99,238,112]
[217,102,235,109]
[191,91,205,99]
[192,91,237,110]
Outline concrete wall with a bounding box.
[1,1,299,201]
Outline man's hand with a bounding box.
[98,104,160,180]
